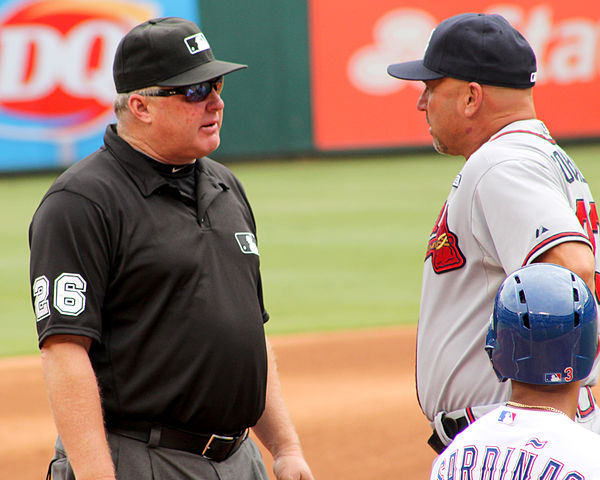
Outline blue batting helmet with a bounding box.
[485,263,598,385]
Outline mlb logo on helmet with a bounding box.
[545,373,562,383]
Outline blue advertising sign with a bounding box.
[0,0,199,172]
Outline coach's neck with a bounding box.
[462,84,537,160]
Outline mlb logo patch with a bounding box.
[497,410,516,425]
[235,232,259,255]
[184,32,210,54]
[545,373,562,383]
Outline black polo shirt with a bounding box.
[29,125,269,433]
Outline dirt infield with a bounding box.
[0,326,437,479]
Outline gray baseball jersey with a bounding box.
[417,119,600,421]
[430,406,600,479]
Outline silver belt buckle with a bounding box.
[202,433,235,457]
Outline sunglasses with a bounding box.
[143,76,224,103]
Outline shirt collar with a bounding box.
[103,124,229,197]
[489,119,554,143]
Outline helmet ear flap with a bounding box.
[484,327,495,359]
[485,314,509,382]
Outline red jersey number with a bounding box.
[575,199,600,300]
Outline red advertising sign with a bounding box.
[309,1,600,150]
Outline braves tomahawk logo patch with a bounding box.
[425,202,465,273]
[235,232,259,255]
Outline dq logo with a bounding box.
[0,0,156,135]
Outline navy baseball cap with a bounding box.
[387,13,537,89]
[113,17,247,93]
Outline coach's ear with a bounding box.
[464,82,484,118]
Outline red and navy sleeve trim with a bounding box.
[522,232,591,266]
[465,407,476,425]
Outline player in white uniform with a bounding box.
[431,264,600,479]
[387,13,600,452]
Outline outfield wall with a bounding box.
[0,0,599,172]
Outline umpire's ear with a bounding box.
[464,82,484,118]
[127,94,153,125]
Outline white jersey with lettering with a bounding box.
[430,406,600,480]
[417,119,600,421]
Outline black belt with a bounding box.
[105,419,248,462]
[427,414,469,454]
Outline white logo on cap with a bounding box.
[184,33,210,55]
[530,72,537,83]
[424,27,436,54]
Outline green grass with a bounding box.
[237,154,463,334]
[1,173,61,355]
[3,143,600,356]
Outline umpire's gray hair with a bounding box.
[113,87,162,118]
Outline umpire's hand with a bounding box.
[273,453,315,480]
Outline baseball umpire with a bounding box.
[431,263,600,479]
[386,13,600,452]
[29,17,314,480]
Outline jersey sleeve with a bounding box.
[29,190,111,347]
[471,159,590,273]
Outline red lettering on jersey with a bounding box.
[426,203,466,273]
[575,199,600,301]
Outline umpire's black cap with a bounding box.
[387,13,537,89]
[113,17,247,93]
